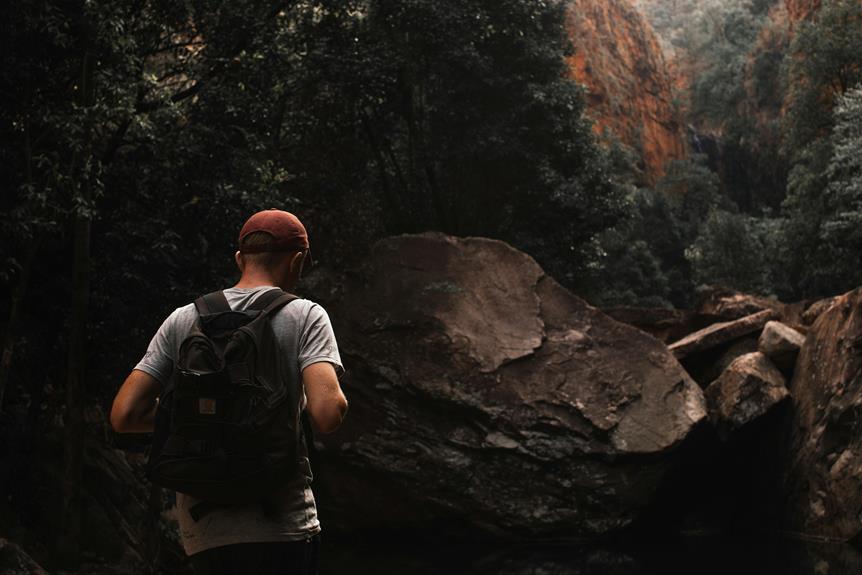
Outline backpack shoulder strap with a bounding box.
[262,292,299,316]
[194,290,231,315]
[248,288,300,316]
[246,288,287,312]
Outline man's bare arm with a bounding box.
[303,362,348,434]
[110,369,161,433]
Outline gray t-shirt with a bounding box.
[134,285,344,556]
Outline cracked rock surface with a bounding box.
[782,286,862,543]
[704,351,789,439]
[315,233,706,538]
[668,309,778,360]
[0,538,48,575]
[758,320,805,371]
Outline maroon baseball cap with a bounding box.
[238,209,313,264]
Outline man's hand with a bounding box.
[302,362,348,434]
[110,369,161,433]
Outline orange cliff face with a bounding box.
[785,0,822,22]
[564,0,687,185]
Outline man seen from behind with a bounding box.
[110,209,348,574]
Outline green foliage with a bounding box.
[275,0,627,283]
[817,84,862,288]
[643,0,862,300]
[1,0,626,404]
[778,0,862,298]
[823,84,862,233]
[641,0,791,212]
[685,209,771,294]
[633,0,726,56]
[591,154,731,308]
[590,186,676,308]
[657,155,733,240]
[592,232,673,308]
[687,0,767,130]
[781,0,862,161]
[749,17,788,114]
[720,8,790,212]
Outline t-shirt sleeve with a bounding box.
[133,309,179,386]
[298,303,345,378]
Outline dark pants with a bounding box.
[190,534,320,575]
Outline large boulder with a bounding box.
[1,420,187,575]
[600,306,736,344]
[704,352,790,440]
[758,320,805,372]
[693,286,809,332]
[315,233,706,539]
[700,336,760,386]
[0,539,48,575]
[782,286,862,542]
[801,295,839,326]
[694,287,785,321]
[82,440,187,573]
[668,309,778,360]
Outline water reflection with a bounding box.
[320,533,862,575]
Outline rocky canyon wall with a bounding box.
[785,0,822,22]
[564,0,687,185]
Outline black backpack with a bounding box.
[146,288,308,514]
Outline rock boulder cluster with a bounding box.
[308,233,862,539]
[782,287,862,542]
[311,233,859,545]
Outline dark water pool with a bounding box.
[319,533,862,575]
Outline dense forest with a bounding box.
[628,0,862,304]
[2,0,862,572]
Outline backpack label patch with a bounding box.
[198,397,217,415]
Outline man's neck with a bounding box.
[234,271,280,289]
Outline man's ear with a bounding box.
[235,250,244,272]
[290,250,305,275]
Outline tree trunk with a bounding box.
[57,47,96,568]
[0,239,40,411]
[0,117,40,411]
